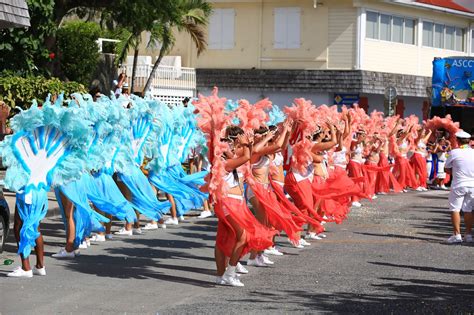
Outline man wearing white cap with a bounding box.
[444,130,474,243]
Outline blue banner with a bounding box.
[432,57,474,107]
[334,94,359,106]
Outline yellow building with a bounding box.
[138,0,474,118]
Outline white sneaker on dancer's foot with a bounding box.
[236,262,249,274]
[215,276,226,285]
[378,192,387,195]
[105,234,113,240]
[114,228,133,236]
[52,248,77,258]
[305,232,322,240]
[352,201,362,208]
[90,234,106,242]
[7,266,33,278]
[33,266,46,276]
[179,215,185,222]
[259,254,274,265]
[447,234,462,244]
[198,210,213,219]
[79,241,88,249]
[318,233,327,238]
[299,239,311,246]
[223,267,244,287]
[164,217,179,225]
[142,223,158,230]
[415,187,424,192]
[440,185,448,190]
[247,257,266,267]
[133,228,144,235]
[264,247,284,256]
[371,195,378,200]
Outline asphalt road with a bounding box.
[0,190,473,314]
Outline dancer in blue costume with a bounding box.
[82,94,137,241]
[51,94,110,258]
[1,95,92,277]
[147,100,208,226]
[113,94,170,235]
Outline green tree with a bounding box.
[56,21,102,85]
[142,0,212,94]
[0,0,56,75]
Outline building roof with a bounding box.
[415,0,474,13]
[196,69,431,98]
[0,0,30,28]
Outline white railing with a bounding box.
[119,64,196,105]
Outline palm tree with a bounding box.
[142,0,212,95]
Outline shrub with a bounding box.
[0,74,86,109]
[56,21,102,86]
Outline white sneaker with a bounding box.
[447,234,463,244]
[378,192,387,195]
[352,201,362,208]
[421,187,428,191]
[294,243,304,249]
[179,215,185,222]
[299,239,311,246]
[90,234,106,242]
[259,254,274,265]
[222,274,244,287]
[236,262,249,274]
[318,233,327,238]
[143,223,158,230]
[464,234,473,243]
[403,189,408,193]
[7,266,33,278]
[215,276,226,285]
[164,217,179,225]
[415,187,424,192]
[305,232,322,240]
[133,228,144,235]
[198,210,213,219]
[371,195,378,200]
[247,257,266,267]
[440,185,448,190]
[52,248,77,258]
[264,247,284,256]
[159,223,167,229]
[33,266,46,276]
[114,228,133,236]
[79,241,88,249]
[105,234,113,240]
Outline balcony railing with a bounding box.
[119,64,196,105]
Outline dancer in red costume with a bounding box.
[347,130,367,207]
[245,122,302,266]
[411,126,432,191]
[364,135,383,200]
[392,123,418,191]
[214,127,276,287]
[375,134,403,194]
[309,122,337,239]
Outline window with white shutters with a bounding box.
[208,8,235,50]
[274,7,301,49]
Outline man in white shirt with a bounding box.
[444,130,474,243]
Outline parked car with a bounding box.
[0,188,10,253]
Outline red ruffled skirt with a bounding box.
[284,173,324,233]
[249,182,302,243]
[375,153,402,193]
[312,167,363,223]
[347,160,366,202]
[393,156,417,189]
[215,196,275,258]
[410,152,427,188]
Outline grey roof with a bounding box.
[0,0,30,28]
[196,69,431,98]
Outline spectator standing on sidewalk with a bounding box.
[445,130,474,243]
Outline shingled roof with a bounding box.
[196,69,431,98]
[0,0,30,28]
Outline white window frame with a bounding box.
[421,19,466,52]
[273,7,301,50]
[365,10,417,46]
[208,8,235,50]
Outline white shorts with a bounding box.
[448,186,474,212]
